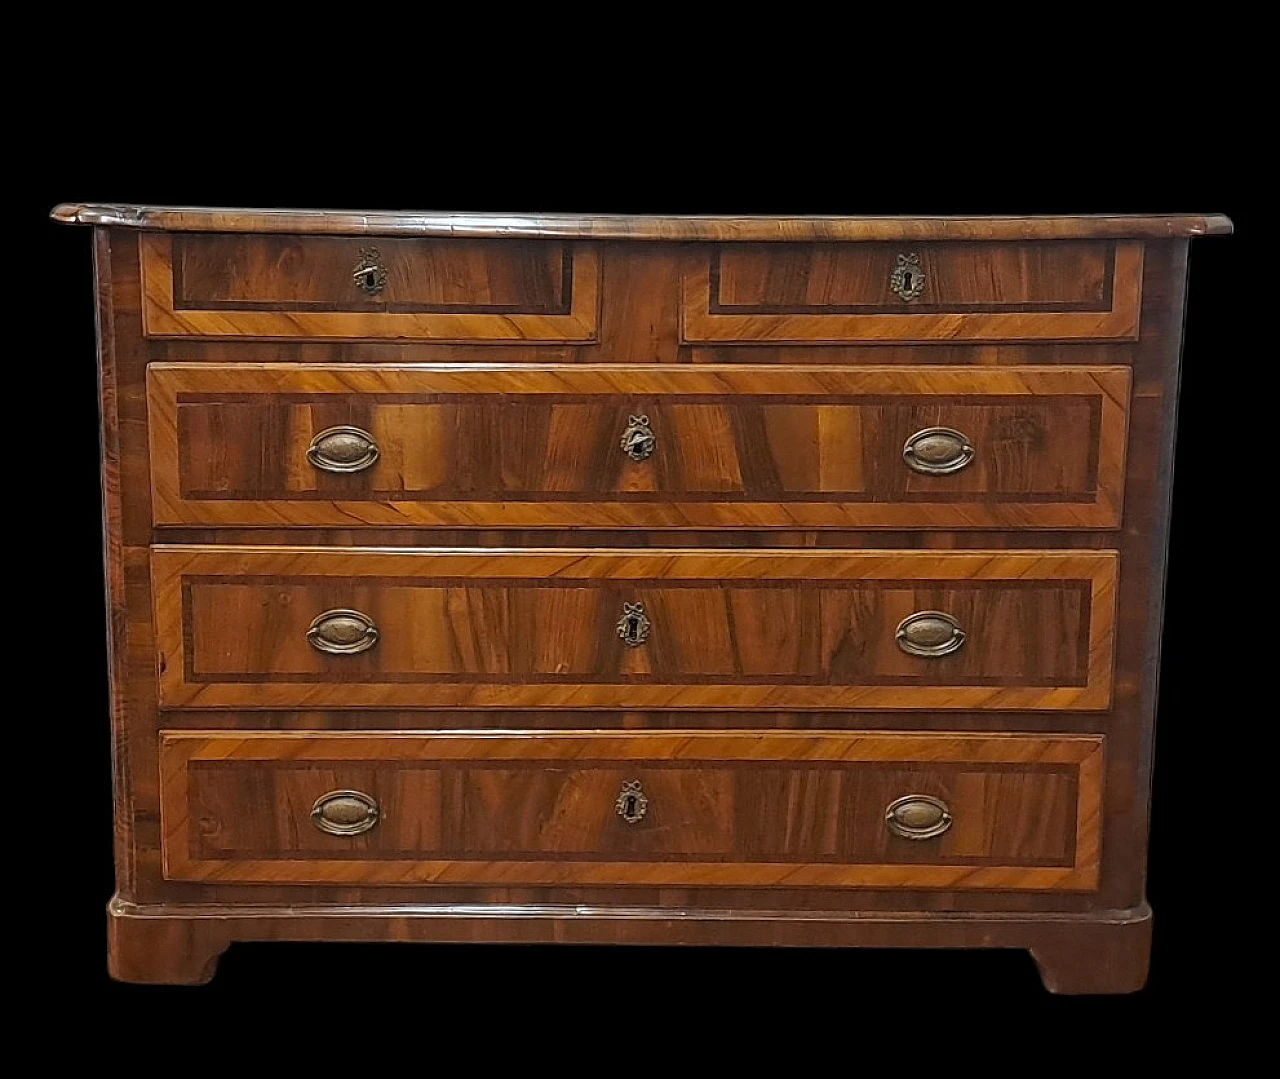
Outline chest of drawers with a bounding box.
[54,204,1231,992]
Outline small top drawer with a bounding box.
[140,233,599,341]
[682,241,1143,343]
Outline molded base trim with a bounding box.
[106,895,1151,994]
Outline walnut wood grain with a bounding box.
[51,218,1228,992]
[151,546,1117,710]
[92,230,137,894]
[171,234,571,310]
[147,363,1130,529]
[140,235,600,341]
[52,204,1234,240]
[159,731,1103,890]
[106,895,1153,992]
[683,243,1144,342]
[716,242,1116,308]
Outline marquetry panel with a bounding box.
[682,242,1144,342]
[151,547,1117,710]
[148,364,1130,529]
[139,234,600,340]
[160,730,1104,890]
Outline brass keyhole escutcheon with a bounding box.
[620,415,656,462]
[615,780,649,824]
[890,252,926,302]
[352,247,387,296]
[616,602,651,647]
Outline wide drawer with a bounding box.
[152,547,1117,710]
[139,234,599,340]
[147,364,1130,529]
[159,730,1103,890]
[682,241,1143,342]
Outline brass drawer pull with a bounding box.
[885,794,952,840]
[311,790,380,836]
[896,611,965,658]
[352,247,387,296]
[620,415,656,462]
[307,425,380,474]
[615,780,649,824]
[616,602,651,647]
[889,252,926,301]
[903,427,974,475]
[307,609,379,655]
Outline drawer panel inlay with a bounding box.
[151,547,1117,710]
[682,241,1144,342]
[147,364,1130,529]
[159,730,1104,890]
[54,204,1230,990]
[140,234,600,341]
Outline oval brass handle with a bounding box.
[903,427,974,475]
[620,415,656,462]
[890,252,926,301]
[311,790,380,836]
[615,780,649,824]
[616,602,651,647]
[896,610,965,658]
[307,425,380,474]
[307,609,379,655]
[352,247,387,295]
[885,794,952,840]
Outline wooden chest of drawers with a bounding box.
[54,204,1231,992]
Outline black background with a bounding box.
[27,135,1252,1034]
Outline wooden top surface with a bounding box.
[50,204,1233,241]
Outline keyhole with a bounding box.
[903,271,914,290]
[623,794,638,817]
[625,615,641,643]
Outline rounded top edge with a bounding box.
[48,204,1235,240]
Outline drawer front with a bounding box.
[152,547,1116,710]
[682,241,1143,342]
[140,234,599,340]
[148,364,1130,529]
[159,730,1103,890]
